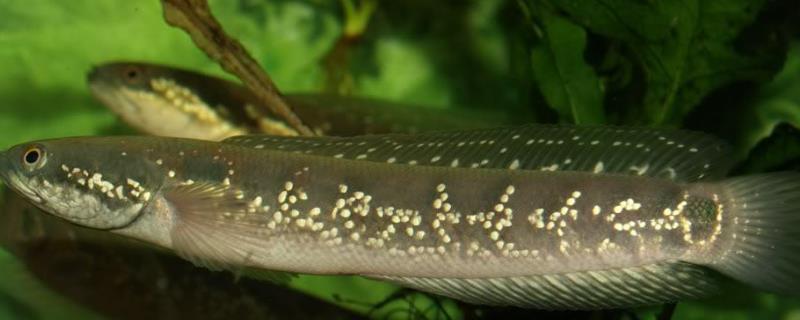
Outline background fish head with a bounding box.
[87,62,170,135]
[87,62,187,135]
[87,62,243,140]
[0,137,164,230]
[89,61,156,85]
[87,61,158,105]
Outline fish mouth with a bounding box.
[0,150,10,183]
[89,81,143,115]
[86,74,111,98]
[0,150,42,203]
[4,175,42,204]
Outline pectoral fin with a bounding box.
[163,181,293,284]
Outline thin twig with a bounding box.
[161,0,315,136]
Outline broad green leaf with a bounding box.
[549,0,784,125]
[541,0,671,43]
[732,43,800,160]
[735,124,800,174]
[524,3,605,124]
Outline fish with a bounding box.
[2,124,799,309]
[0,189,366,320]
[87,61,519,140]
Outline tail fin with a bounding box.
[710,172,800,295]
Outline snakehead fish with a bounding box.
[2,125,799,309]
[87,62,518,140]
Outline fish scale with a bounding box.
[2,125,800,309]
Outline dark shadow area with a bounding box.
[0,190,365,320]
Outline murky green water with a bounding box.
[0,1,799,319]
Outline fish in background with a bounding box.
[1,124,798,309]
[0,189,365,320]
[87,61,521,140]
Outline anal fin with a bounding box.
[371,262,720,309]
[236,268,296,285]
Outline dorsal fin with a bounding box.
[223,125,733,182]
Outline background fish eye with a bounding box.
[123,67,142,83]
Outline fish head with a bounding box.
[0,138,163,230]
[87,62,241,140]
[87,62,158,100]
[87,62,173,134]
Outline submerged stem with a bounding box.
[160,0,315,136]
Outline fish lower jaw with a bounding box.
[5,175,42,203]
[18,189,42,203]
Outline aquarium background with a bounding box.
[0,0,799,319]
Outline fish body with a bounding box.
[2,125,799,309]
[87,62,519,140]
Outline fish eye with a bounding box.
[24,149,40,164]
[123,67,142,82]
[21,146,46,169]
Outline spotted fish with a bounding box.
[87,61,518,140]
[2,125,799,309]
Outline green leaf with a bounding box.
[524,3,605,124]
[735,124,800,174]
[549,0,784,125]
[732,43,800,160]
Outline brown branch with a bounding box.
[161,0,315,136]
